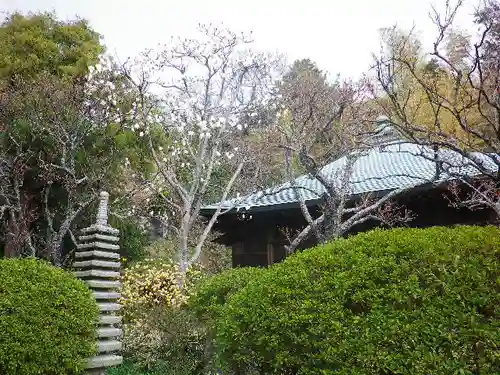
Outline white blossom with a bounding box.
[198,120,207,131]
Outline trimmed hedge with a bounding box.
[186,267,264,373]
[189,266,264,322]
[0,258,99,375]
[216,226,500,375]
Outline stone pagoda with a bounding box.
[73,191,123,374]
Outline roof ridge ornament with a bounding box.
[369,115,405,146]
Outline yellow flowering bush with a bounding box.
[120,258,205,371]
[120,258,203,321]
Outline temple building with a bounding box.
[200,117,497,267]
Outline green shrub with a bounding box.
[187,266,264,373]
[107,360,156,375]
[189,266,264,322]
[216,226,500,375]
[0,257,99,375]
[108,359,191,375]
[110,217,151,264]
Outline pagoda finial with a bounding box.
[96,191,110,226]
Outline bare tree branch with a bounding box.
[373,0,500,217]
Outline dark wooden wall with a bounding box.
[225,187,497,268]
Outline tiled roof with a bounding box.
[201,125,498,214]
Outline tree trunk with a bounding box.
[179,206,191,274]
[50,235,64,267]
[4,215,24,258]
[50,219,73,267]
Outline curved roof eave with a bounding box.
[200,140,497,217]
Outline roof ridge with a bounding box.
[365,116,407,147]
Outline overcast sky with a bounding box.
[2,0,480,79]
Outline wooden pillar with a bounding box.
[73,192,123,374]
[266,229,274,267]
[266,242,274,266]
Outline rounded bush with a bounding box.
[186,266,265,374]
[217,226,500,375]
[0,258,99,375]
[189,266,264,322]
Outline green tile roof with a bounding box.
[201,126,498,215]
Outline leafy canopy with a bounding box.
[0,11,103,85]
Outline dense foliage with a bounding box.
[0,12,149,264]
[216,226,500,374]
[189,266,264,322]
[107,360,160,375]
[0,12,103,84]
[120,258,204,371]
[0,258,99,375]
[119,262,261,374]
[121,258,203,319]
[110,216,151,264]
[186,267,265,373]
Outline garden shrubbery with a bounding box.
[215,226,500,374]
[189,266,264,322]
[119,259,263,375]
[114,225,500,374]
[120,258,204,373]
[0,257,99,375]
[188,266,265,372]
